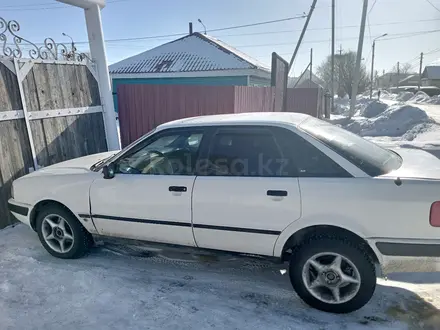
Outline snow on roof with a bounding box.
[423,66,440,79]
[109,32,270,75]
[158,112,310,129]
[399,74,420,84]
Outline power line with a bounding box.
[425,47,440,55]
[368,0,379,14]
[54,18,440,45]
[3,15,306,46]
[101,29,440,50]
[232,30,440,48]
[424,0,440,12]
[206,15,306,33]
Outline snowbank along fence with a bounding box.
[0,17,107,228]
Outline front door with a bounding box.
[90,128,206,246]
[192,126,302,256]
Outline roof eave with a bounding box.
[110,68,271,80]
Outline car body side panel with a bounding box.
[274,177,440,257]
[12,172,100,233]
[192,176,301,256]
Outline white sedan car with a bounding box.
[8,112,440,313]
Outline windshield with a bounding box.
[91,128,156,171]
[299,118,402,177]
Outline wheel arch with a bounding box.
[29,199,93,233]
[277,224,380,266]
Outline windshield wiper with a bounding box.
[90,155,114,171]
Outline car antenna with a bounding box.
[394,177,402,186]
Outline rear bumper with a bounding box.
[376,242,440,257]
[8,199,31,226]
[366,239,440,275]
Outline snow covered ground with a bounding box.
[331,91,440,158]
[1,224,440,330]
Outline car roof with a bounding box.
[157,112,311,130]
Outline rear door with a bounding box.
[191,126,301,256]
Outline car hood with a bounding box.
[381,148,440,180]
[26,151,117,177]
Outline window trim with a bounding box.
[111,127,207,176]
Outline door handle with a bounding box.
[169,186,187,192]
[267,190,288,197]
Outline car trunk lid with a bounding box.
[381,148,440,180]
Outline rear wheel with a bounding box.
[289,237,376,313]
[36,205,90,259]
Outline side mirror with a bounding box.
[102,163,115,179]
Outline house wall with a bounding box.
[422,79,440,88]
[112,76,248,113]
[248,76,271,87]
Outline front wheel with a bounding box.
[36,205,91,259]
[289,237,376,313]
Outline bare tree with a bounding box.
[317,51,369,99]
[391,62,414,74]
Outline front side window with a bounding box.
[204,128,287,177]
[299,118,402,176]
[115,130,204,175]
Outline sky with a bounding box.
[1,0,440,77]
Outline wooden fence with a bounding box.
[0,57,107,228]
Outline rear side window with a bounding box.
[204,128,287,177]
[273,127,352,178]
[299,118,402,176]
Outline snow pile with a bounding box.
[333,96,350,115]
[409,91,431,104]
[427,95,440,105]
[395,91,414,102]
[356,95,373,105]
[370,89,392,99]
[358,100,388,118]
[344,104,431,138]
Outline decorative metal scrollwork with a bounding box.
[0,17,88,61]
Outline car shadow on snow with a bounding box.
[89,241,440,330]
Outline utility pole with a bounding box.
[310,48,313,87]
[337,45,342,93]
[369,33,387,99]
[418,52,423,91]
[370,41,375,99]
[349,0,369,117]
[397,61,400,88]
[288,0,317,71]
[331,0,335,112]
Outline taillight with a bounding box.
[430,201,440,227]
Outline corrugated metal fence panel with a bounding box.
[286,88,319,117]
[117,84,322,147]
[117,84,236,147]
[234,86,275,113]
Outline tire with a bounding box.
[289,237,376,313]
[36,205,91,259]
